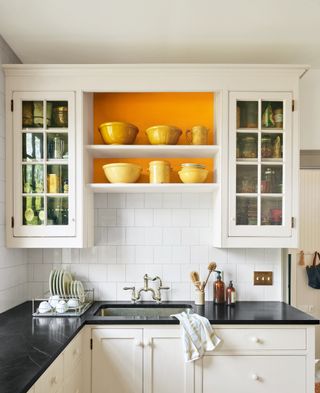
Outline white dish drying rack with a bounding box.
[32,289,94,317]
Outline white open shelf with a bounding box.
[87,183,219,193]
[86,145,219,158]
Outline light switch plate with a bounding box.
[253,271,273,286]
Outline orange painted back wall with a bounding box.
[93,92,214,145]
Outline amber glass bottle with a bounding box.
[213,272,225,304]
[226,281,236,306]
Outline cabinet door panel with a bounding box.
[198,356,305,393]
[92,328,143,393]
[229,92,293,237]
[144,328,194,393]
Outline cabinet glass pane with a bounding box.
[236,165,258,193]
[237,133,258,159]
[47,133,68,160]
[47,165,68,194]
[261,197,282,225]
[261,133,283,160]
[22,133,44,161]
[237,101,258,129]
[236,196,257,225]
[48,101,68,128]
[261,101,283,129]
[23,196,44,225]
[47,197,68,225]
[22,164,44,193]
[22,101,43,128]
[261,165,283,194]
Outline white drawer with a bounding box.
[201,355,306,393]
[64,332,83,378]
[34,354,63,393]
[214,328,306,352]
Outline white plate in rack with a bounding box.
[62,271,73,297]
[49,270,55,296]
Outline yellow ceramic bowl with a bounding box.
[103,163,142,183]
[178,168,209,183]
[98,122,139,144]
[146,125,182,145]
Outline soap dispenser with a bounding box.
[213,271,225,304]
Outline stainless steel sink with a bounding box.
[95,304,192,318]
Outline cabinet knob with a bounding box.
[134,339,143,347]
[50,376,57,385]
[251,336,260,343]
[73,348,79,356]
[251,374,259,381]
[145,340,152,347]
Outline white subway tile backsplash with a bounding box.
[145,227,162,245]
[172,209,190,227]
[135,245,154,263]
[24,192,282,302]
[126,193,144,208]
[89,264,107,282]
[190,209,209,227]
[97,208,117,226]
[98,246,117,264]
[107,265,126,281]
[108,227,126,245]
[116,209,134,226]
[162,193,181,208]
[116,246,135,264]
[163,228,181,245]
[145,193,162,208]
[107,193,126,208]
[154,209,172,226]
[134,209,153,227]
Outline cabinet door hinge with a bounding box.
[292,100,295,112]
[291,217,295,228]
[90,338,93,350]
[11,216,14,228]
[10,100,14,112]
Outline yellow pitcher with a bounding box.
[186,125,209,145]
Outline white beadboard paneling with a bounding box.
[172,246,190,263]
[154,209,172,226]
[116,246,135,264]
[190,209,210,227]
[97,208,117,226]
[172,209,190,227]
[181,228,200,245]
[135,245,154,263]
[107,193,126,208]
[300,170,320,252]
[98,245,117,264]
[126,193,144,208]
[108,227,126,245]
[154,246,172,264]
[162,193,181,208]
[88,264,107,282]
[162,228,181,245]
[145,193,162,208]
[107,265,126,281]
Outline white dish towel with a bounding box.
[171,310,221,362]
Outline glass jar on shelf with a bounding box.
[261,135,273,158]
[241,136,257,159]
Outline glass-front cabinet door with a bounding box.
[229,92,293,237]
[12,92,75,237]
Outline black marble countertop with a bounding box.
[0,301,318,393]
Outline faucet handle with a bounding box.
[159,286,170,290]
[123,286,135,291]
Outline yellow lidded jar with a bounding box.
[149,161,171,183]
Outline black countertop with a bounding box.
[0,301,318,393]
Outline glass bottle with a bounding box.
[213,272,225,304]
[242,136,257,158]
[261,135,273,158]
[226,281,236,306]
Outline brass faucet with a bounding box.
[123,274,170,303]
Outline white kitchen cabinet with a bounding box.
[196,355,305,393]
[194,325,314,393]
[34,353,64,393]
[144,328,193,393]
[91,327,194,393]
[91,328,143,393]
[6,90,84,247]
[4,64,306,248]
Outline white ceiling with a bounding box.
[1,0,320,66]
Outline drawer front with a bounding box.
[35,354,63,393]
[200,355,305,393]
[214,328,306,351]
[64,332,83,377]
